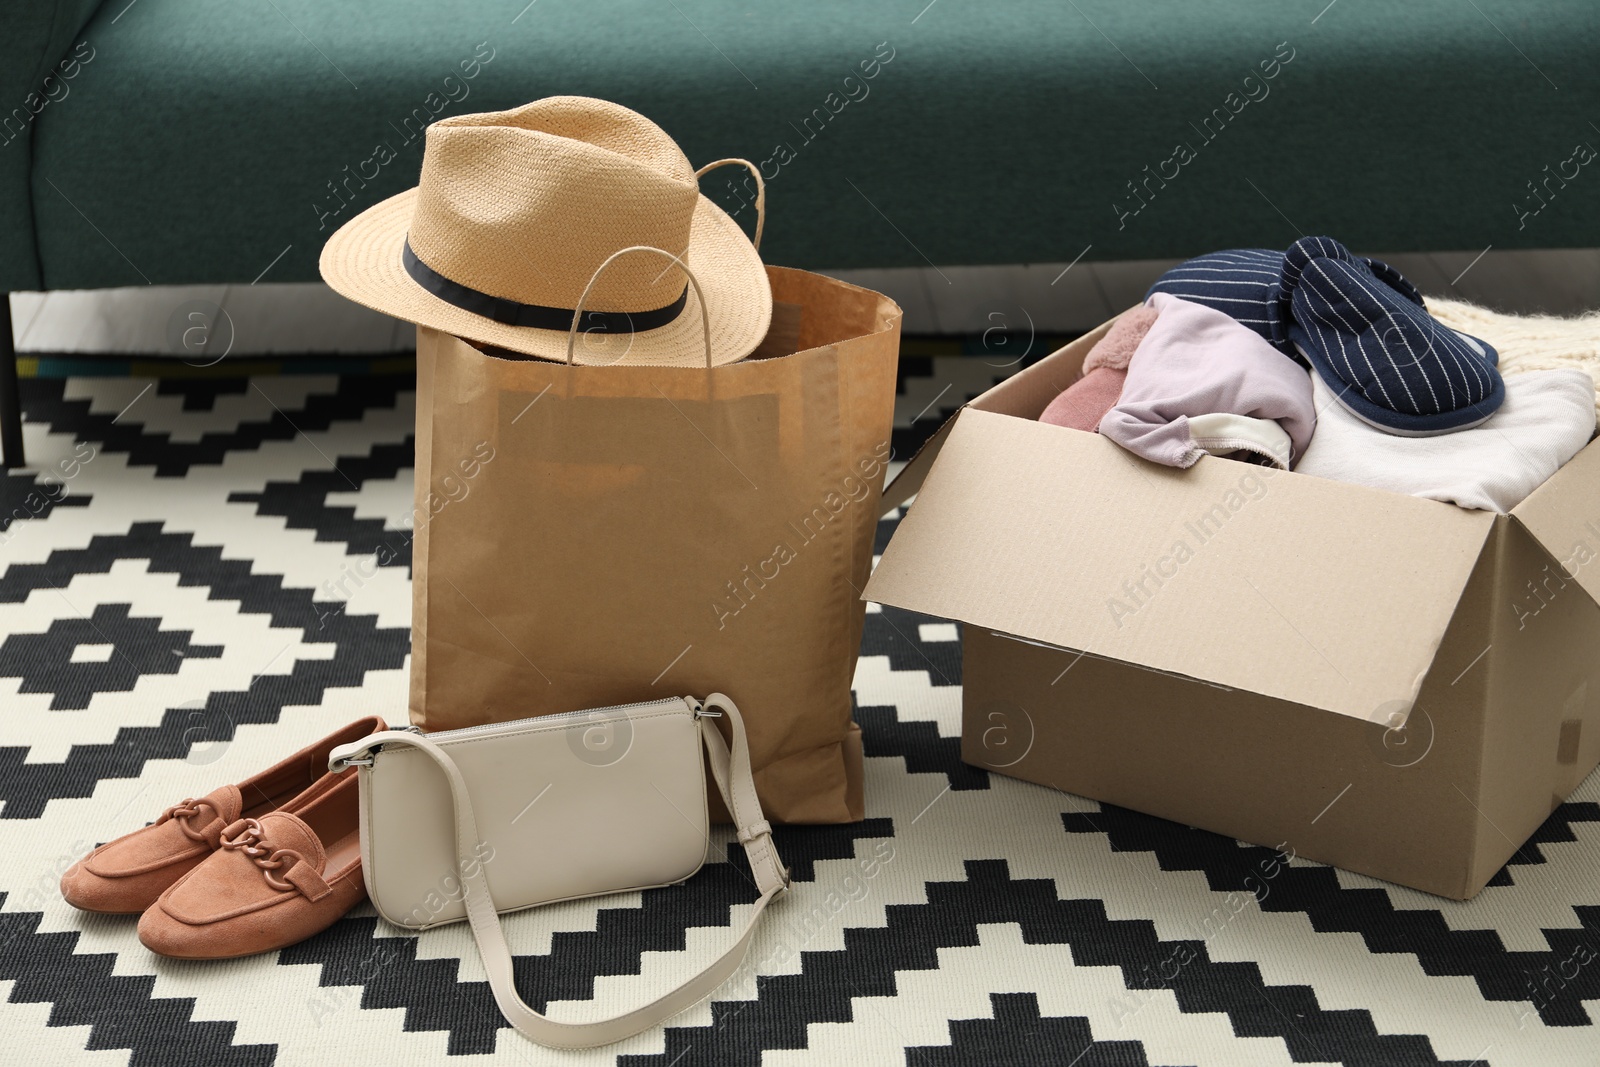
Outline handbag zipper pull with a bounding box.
[331,723,422,771]
[688,696,722,719]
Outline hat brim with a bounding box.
[319,187,771,368]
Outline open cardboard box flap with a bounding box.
[881,319,1119,515]
[865,407,1498,723]
[1511,436,1600,607]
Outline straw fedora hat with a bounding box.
[320,96,770,367]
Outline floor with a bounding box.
[1,265,1597,1066]
[10,248,1600,356]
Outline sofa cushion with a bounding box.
[0,0,104,291]
[22,0,1600,289]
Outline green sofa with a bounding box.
[4,0,1599,465]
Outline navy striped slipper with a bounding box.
[1281,237,1503,436]
[1146,247,1294,351]
[1148,237,1502,435]
[1146,240,1427,359]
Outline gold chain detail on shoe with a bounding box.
[219,818,311,894]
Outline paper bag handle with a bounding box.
[566,246,712,368]
[693,158,765,252]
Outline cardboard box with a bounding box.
[865,315,1600,898]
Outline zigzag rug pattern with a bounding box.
[0,364,1595,1066]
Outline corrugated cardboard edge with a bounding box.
[1463,509,1600,894]
[880,416,954,516]
[867,405,1494,722]
[1509,433,1600,608]
[878,316,1118,517]
[962,626,1489,898]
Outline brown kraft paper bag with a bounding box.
[410,265,901,823]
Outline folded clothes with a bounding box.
[1185,412,1294,470]
[1083,303,1160,373]
[1296,368,1597,512]
[1040,367,1127,432]
[1039,305,1158,432]
[1148,237,1504,436]
[1099,294,1316,469]
[1427,297,1600,422]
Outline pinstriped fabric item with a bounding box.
[1282,237,1504,436]
[4,365,1599,1065]
[1147,241,1428,358]
[1148,236,1505,435]
[1146,247,1296,351]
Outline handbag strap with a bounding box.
[337,694,787,1049]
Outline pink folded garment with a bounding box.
[1038,305,1158,431]
[1100,294,1316,469]
[1083,304,1160,373]
[1040,367,1127,431]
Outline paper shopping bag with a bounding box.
[410,266,900,823]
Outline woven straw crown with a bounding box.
[408,98,698,314]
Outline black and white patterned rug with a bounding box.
[1,352,1597,1067]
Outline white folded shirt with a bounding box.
[1296,368,1597,512]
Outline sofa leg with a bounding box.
[0,293,23,468]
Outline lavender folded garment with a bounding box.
[1100,294,1316,469]
[1038,306,1158,431]
[1296,368,1596,511]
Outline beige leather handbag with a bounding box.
[327,694,788,1049]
